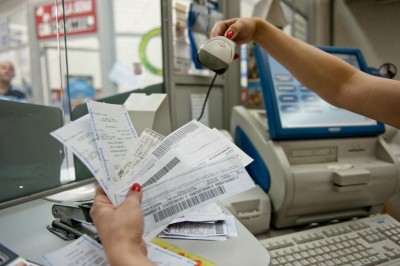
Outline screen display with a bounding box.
[268,55,377,129]
[254,45,384,140]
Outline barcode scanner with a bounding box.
[197,36,237,75]
[196,36,238,121]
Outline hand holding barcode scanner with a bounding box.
[196,36,238,121]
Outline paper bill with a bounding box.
[151,238,216,266]
[161,221,227,237]
[115,128,164,187]
[138,156,255,233]
[121,120,207,187]
[133,123,253,188]
[50,115,115,204]
[43,234,196,266]
[43,235,108,266]
[87,99,138,183]
[171,203,226,223]
[225,215,238,237]
[159,211,238,241]
[157,215,237,241]
[146,242,196,266]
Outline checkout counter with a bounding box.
[0,185,270,265]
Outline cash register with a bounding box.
[231,45,400,229]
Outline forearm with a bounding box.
[252,18,359,107]
[212,17,400,127]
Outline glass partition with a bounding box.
[0,0,163,207]
[0,0,70,206]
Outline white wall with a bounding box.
[113,0,163,90]
[334,0,400,80]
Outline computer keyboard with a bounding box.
[259,214,400,266]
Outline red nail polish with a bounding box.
[225,30,234,39]
[131,183,141,192]
[234,53,239,60]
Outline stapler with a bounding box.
[47,202,100,243]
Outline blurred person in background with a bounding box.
[0,61,27,102]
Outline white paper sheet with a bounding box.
[162,221,227,237]
[87,99,138,183]
[225,215,238,237]
[171,203,225,223]
[169,127,253,168]
[43,235,108,266]
[50,115,114,204]
[147,242,196,266]
[159,209,238,241]
[138,156,255,233]
[115,128,164,189]
[121,120,208,188]
[158,215,238,241]
[133,123,253,189]
[43,235,196,266]
[52,105,254,216]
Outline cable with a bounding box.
[197,73,218,121]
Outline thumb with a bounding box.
[124,183,143,204]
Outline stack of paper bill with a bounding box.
[158,203,238,241]
[51,99,255,233]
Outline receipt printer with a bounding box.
[220,185,271,235]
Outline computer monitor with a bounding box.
[254,45,385,140]
[0,100,65,205]
[0,100,99,209]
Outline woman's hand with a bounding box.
[210,17,262,45]
[90,184,154,266]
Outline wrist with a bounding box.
[252,18,264,44]
[105,240,153,266]
[253,18,272,44]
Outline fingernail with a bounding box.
[234,53,239,60]
[131,183,141,192]
[225,30,234,39]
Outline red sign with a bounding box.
[35,0,97,40]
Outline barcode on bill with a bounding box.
[152,122,199,158]
[152,186,227,223]
[142,157,181,187]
